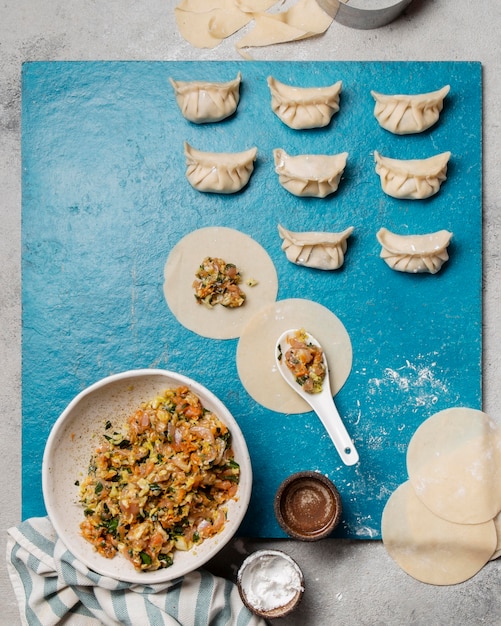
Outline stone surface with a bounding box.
[2,1,501,624]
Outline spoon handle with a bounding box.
[317,396,359,466]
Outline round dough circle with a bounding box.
[163,227,278,339]
[382,481,497,586]
[236,298,352,414]
[406,407,501,525]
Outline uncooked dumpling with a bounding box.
[273,148,348,198]
[267,76,342,129]
[371,85,450,134]
[374,150,451,199]
[278,224,353,270]
[382,481,497,586]
[170,73,242,123]
[184,142,257,193]
[376,227,452,274]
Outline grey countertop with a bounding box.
[2,1,500,624]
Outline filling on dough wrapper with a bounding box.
[236,298,352,414]
[163,227,278,339]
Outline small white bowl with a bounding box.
[42,368,252,584]
[237,549,304,618]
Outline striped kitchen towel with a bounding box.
[6,517,266,626]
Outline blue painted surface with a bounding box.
[22,61,482,539]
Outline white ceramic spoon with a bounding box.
[275,329,359,466]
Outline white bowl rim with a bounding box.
[42,368,252,584]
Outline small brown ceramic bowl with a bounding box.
[274,471,342,541]
[237,549,304,618]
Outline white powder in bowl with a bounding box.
[239,551,304,612]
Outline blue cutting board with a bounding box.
[22,61,482,539]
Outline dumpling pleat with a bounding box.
[184,142,257,193]
[170,73,242,124]
[371,85,450,134]
[268,77,342,129]
[374,151,451,200]
[274,149,348,198]
[376,227,452,274]
[278,224,353,270]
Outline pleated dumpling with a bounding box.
[170,72,242,123]
[273,148,348,198]
[184,142,257,193]
[374,150,451,200]
[371,85,450,135]
[376,227,453,274]
[278,224,354,270]
[267,76,342,129]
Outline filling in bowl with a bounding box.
[78,385,240,572]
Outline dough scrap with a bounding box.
[267,76,342,129]
[278,224,353,270]
[236,0,333,51]
[382,481,497,586]
[371,85,450,135]
[174,0,333,52]
[273,148,348,198]
[406,407,501,525]
[174,9,242,48]
[376,227,452,274]
[174,0,277,48]
[374,150,450,200]
[236,298,352,413]
[163,227,278,339]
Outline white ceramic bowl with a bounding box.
[42,369,252,584]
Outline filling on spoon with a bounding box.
[280,328,327,394]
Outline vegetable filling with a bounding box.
[78,386,240,572]
[282,328,327,394]
[193,256,246,308]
